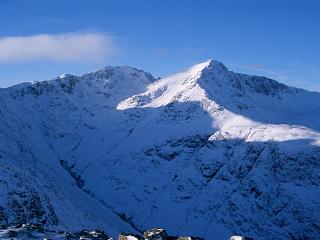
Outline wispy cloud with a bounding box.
[150,46,205,58]
[0,32,116,63]
[235,63,288,81]
[242,63,268,70]
[151,47,169,57]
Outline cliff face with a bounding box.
[0,60,320,239]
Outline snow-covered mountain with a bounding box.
[0,60,320,239]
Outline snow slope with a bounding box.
[0,60,320,239]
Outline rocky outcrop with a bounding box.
[119,228,204,240]
[0,224,110,240]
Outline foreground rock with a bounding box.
[0,224,253,240]
[119,228,205,240]
[119,228,254,240]
[0,224,110,240]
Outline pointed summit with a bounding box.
[205,59,229,72]
[185,59,230,81]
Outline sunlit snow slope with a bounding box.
[0,60,320,239]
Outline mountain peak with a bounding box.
[205,59,229,71]
[196,59,229,77]
[81,65,156,84]
[193,59,228,72]
[185,59,230,82]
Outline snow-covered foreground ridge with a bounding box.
[0,59,320,239]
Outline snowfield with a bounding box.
[0,59,320,239]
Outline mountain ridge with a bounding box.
[0,60,319,239]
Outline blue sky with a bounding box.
[0,0,319,91]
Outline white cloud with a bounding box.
[0,32,115,63]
